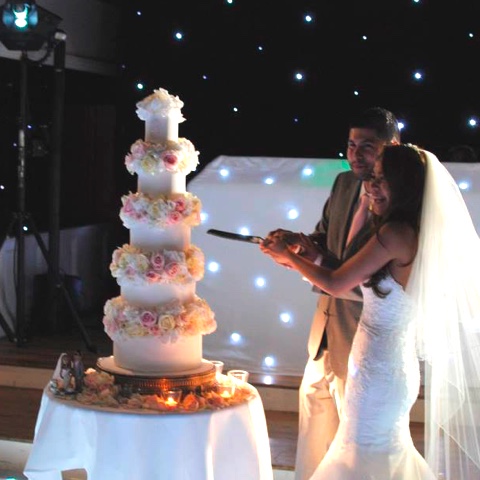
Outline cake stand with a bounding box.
[97,356,217,394]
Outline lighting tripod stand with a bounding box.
[0,44,96,352]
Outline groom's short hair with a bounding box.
[349,107,401,144]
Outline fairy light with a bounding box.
[287,208,299,220]
[230,332,242,344]
[207,261,220,272]
[280,312,292,324]
[264,356,276,368]
[413,71,423,81]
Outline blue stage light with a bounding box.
[0,0,61,51]
[2,2,38,30]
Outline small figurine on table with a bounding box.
[50,352,75,395]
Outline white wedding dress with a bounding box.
[310,275,437,480]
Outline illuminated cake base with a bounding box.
[97,356,216,394]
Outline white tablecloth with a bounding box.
[24,387,274,480]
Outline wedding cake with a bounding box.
[100,88,216,376]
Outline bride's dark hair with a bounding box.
[364,144,426,297]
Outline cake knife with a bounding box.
[207,229,264,244]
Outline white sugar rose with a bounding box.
[136,88,185,122]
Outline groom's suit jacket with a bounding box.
[307,170,372,380]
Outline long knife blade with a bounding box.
[207,229,264,244]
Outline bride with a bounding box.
[261,144,480,479]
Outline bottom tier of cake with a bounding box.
[112,334,203,373]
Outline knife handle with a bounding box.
[249,236,264,244]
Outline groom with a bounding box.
[262,107,400,480]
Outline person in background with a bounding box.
[260,107,400,480]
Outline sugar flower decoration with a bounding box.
[136,88,185,122]
[125,138,199,175]
[110,244,204,285]
[103,296,216,341]
[120,192,201,229]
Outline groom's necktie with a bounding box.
[346,190,370,247]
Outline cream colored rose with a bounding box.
[140,155,157,174]
[159,314,176,332]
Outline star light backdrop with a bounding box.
[0,0,479,226]
[115,0,480,167]
[0,0,480,374]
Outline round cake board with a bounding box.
[97,356,217,393]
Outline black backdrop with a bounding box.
[1,0,479,230]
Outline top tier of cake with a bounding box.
[127,88,199,195]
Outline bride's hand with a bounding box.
[260,236,295,268]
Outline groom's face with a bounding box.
[346,128,387,180]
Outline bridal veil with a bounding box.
[406,149,480,479]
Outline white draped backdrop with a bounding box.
[190,156,480,377]
[1,157,480,378]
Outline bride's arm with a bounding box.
[261,223,414,296]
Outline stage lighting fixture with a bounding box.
[0,1,61,51]
[2,2,38,29]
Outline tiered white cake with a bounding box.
[102,88,216,374]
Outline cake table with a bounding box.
[24,385,273,480]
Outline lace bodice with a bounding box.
[339,274,420,451]
[356,275,417,371]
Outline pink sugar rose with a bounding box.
[125,153,133,167]
[165,262,180,277]
[151,253,165,271]
[125,266,136,277]
[168,211,182,224]
[174,197,187,212]
[163,152,178,171]
[103,316,118,335]
[146,270,160,282]
[131,141,147,156]
[122,198,134,213]
[140,310,157,327]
